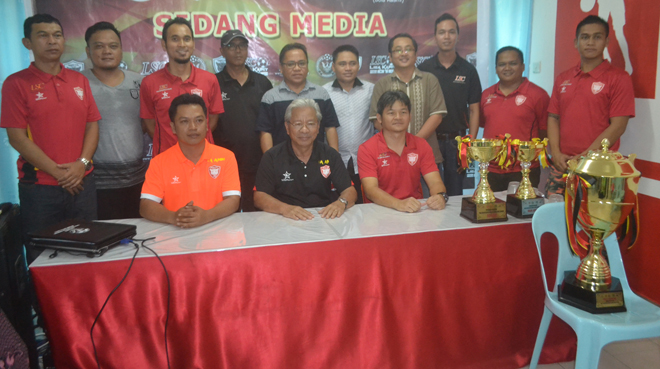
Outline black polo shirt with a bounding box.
[214,67,273,174]
[255,140,352,208]
[418,53,482,134]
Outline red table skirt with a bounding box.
[32,223,575,368]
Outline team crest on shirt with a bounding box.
[191,88,203,97]
[407,153,418,166]
[320,165,331,178]
[208,165,221,179]
[591,82,605,95]
[74,87,84,100]
[515,95,527,106]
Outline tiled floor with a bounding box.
[520,337,660,369]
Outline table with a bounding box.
[31,197,576,368]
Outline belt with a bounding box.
[436,130,466,140]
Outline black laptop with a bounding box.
[28,219,137,257]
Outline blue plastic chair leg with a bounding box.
[574,334,603,369]
[529,306,553,369]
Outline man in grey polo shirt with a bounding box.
[82,22,146,219]
[323,45,374,204]
[256,43,340,153]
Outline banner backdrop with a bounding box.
[36,0,478,86]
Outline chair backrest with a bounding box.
[530,202,632,295]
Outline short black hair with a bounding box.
[279,43,308,64]
[388,33,417,54]
[575,15,609,38]
[162,16,194,41]
[85,22,121,47]
[377,90,411,116]
[495,46,524,65]
[434,13,460,35]
[332,44,359,63]
[24,14,63,39]
[168,93,207,122]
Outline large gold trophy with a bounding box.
[506,139,548,218]
[456,137,508,223]
[559,139,641,313]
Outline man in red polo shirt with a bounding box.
[481,46,550,191]
[140,94,240,228]
[359,91,448,213]
[546,15,635,195]
[140,17,224,156]
[1,14,101,263]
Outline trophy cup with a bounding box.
[506,139,547,218]
[559,139,641,313]
[456,137,508,223]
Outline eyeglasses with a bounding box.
[392,47,415,55]
[225,43,248,51]
[288,121,318,130]
[282,61,308,69]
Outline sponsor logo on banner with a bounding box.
[35,92,47,101]
[212,56,226,73]
[74,87,84,100]
[171,176,181,184]
[407,153,418,166]
[119,61,128,70]
[416,56,432,66]
[141,61,167,75]
[247,57,270,76]
[63,60,84,72]
[316,54,334,78]
[320,165,331,178]
[370,55,394,74]
[208,165,221,179]
[191,88,203,97]
[282,171,293,182]
[591,82,605,94]
[190,55,207,71]
[515,95,526,106]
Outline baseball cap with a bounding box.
[221,30,248,47]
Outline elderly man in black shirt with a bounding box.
[254,98,357,220]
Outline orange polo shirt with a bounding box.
[141,140,241,211]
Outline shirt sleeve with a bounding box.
[0,76,28,129]
[208,78,225,115]
[609,72,635,118]
[139,77,155,120]
[221,151,241,198]
[536,88,551,130]
[418,138,438,176]
[141,156,164,203]
[254,150,276,194]
[318,96,340,128]
[357,140,378,179]
[467,65,483,105]
[427,75,447,117]
[84,78,102,122]
[329,148,352,193]
[255,96,275,133]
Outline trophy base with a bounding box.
[506,194,545,218]
[558,271,626,314]
[460,198,508,223]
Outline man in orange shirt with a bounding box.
[140,93,240,228]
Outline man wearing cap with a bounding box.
[140,16,224,156]
[214,30,272,212]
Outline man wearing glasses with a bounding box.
[214,30,272,211]
[256,43,340,153]
[254,99,356,220]
[369,33,447,196]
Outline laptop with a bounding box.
[28,219,137,257]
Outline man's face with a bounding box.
[170,104,208,146]
[377,100,410,133]
[575,23,609,60]
[495,50,524,85]
[221,38,248,68]
[285,106,319,148]
[389,37,416,70]
[23,22,65,62]
[161,24,195,65]
[280,49,308,86]
[434,20,459,53]
[86,30,122,71]
[332,51,359,86]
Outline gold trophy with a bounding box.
[506,139,548,218]
[456,137,508,223]
[559,139,641,313]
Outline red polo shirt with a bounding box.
[140,64,224,155]
[548,60,635,156]
[358,132,438,200]
[480,78,550,173]
[1,63,101,185]
[141,140,241,211]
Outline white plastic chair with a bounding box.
[529,202,660,369]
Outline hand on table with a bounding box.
[395,197,422,213]
[282,205,315,221]
[426,194,446,210]
[319,200,346,219]
[175,201,209,228]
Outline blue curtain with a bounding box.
[0,1,29,204]
[488,0,533,86]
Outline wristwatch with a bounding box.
[437,192,449,202]
[78,157,92,171]
[338,197,348,209]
